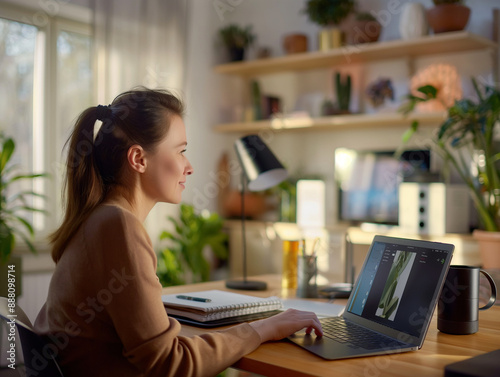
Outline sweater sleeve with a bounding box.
[85,207,261,377]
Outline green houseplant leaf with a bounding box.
[156,204,228,286]
[399,79,500,232]
[0,134,48,262]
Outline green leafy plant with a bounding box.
[219,24,255,49]
[303,0,355,27]
[378,251,412,319]
[399,79,500,232]
[433,0,464,5]
[157,204,228,286]
[335,72,351,112]
[355,12,377,22]
[0,134,47,262]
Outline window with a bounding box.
[0,2,94,248]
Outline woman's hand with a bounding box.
[249,309,323,343]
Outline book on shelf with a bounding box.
[162,290,283,323]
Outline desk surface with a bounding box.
[162,274,500,377]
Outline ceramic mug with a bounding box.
[438,265,497,335]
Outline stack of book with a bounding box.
[162,290,283,327]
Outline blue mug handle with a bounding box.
[479,269,497,311]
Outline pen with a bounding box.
[176,295,212,303]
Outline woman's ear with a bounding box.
[127,145,147,173]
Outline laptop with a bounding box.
[288,235,454,360]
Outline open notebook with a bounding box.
[162,290,283,324]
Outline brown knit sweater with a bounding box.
[34,203,261,377]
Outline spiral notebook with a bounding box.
[162,290,283,323]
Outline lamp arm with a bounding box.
[241,173,247,283]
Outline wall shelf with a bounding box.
[214,31,497,77]
[214,111,446,133]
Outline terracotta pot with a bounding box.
[345,20,382,45]
[283,34,308,54]
[473,230,500,269]
[426,4,470,34]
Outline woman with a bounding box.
[35,88,322,377]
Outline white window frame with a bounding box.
[0,0,94,253]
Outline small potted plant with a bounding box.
[303,0,355,50]
[345,12,382,45]
[400,80,500,268]
[219,24,256,62]
[427,0,471,34]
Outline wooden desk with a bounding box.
[162,275,500,377]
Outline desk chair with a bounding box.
[0,297,64,377]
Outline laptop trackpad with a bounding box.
[288,333,371,360]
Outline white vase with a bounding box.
[399,3,429,40]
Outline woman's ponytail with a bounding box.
[50,107,106,263]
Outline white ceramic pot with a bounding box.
[399,3,429,40]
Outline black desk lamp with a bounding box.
[226,135,287,290]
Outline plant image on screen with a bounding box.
[376,250,415,321]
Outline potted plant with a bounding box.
[345,12,382,45]
[0,134,47,296]
[156,203,228,286]
[400,80,500,268]
[427,0,471,34]
[219,24,256,62]
[303,0,355,50]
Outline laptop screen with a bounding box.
[346,238,452,338]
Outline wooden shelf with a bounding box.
[214,111,447,133]
[215,31,497,77]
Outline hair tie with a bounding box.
[96,104,112,121]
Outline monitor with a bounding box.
[335,148,430,225]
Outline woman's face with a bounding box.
[142,115,193,204]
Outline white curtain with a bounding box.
[92,0,189,247]
[92,0,188,102]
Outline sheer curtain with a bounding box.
[92,0,189,246]
[92,0,187,100]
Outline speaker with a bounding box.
[398,183,470,235]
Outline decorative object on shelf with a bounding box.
[410,63,462,112]
[283,33,308,54]
[345,12,382,45]
[251,80,263,120]
[320,98,336,116]
[218,24,256,62]
[226,135,287,290]
[262,95,281,119]
[366,78,394,108]
[156,203,228,286]
[399,79,500,268]
[256,47,271,59]
[426,0,471,34]
[399,2,429,40]
[335,72,352,114]
[303,0,355,51]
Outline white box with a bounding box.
[296,180,325,228]
[398,183,470,235]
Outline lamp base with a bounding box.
[225,280,267,291]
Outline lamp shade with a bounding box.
[234,135,288,191]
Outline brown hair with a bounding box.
[50,87,184,263]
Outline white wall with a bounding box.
[183,0,499,225]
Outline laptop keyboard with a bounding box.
[320,317,408,350]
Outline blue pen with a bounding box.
[176,295,211,303]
